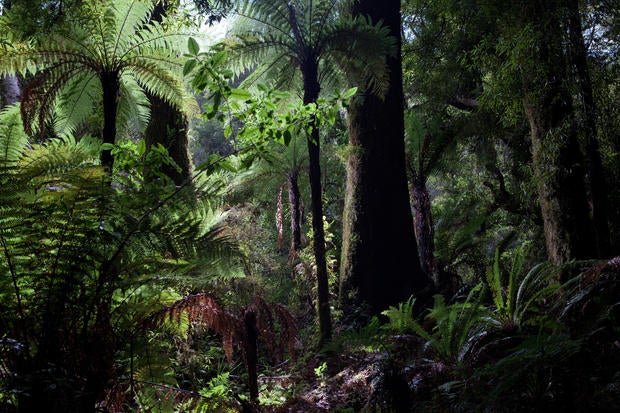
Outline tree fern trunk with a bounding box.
[302,60,332,346]
[412,177,436,285]
[100,71,120,169]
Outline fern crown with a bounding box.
[226,0,396,96]
[0,0,189,137]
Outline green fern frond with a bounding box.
[2,0,191,144]
[0,105,29,167]
[54,72,101,137]
[223,0,393,98]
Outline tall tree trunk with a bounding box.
[243,309,259,406]
[340,0,431,319]
[302,60,332,346]
[567,0,610,257]
[287,171,302,253]
[519,1,595,266]
[100,71,120,170]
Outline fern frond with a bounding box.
[0,105,29,167]
[322,16,396,97]
[54,72,101,137]
[146,293,243,362]
[126,60,186,109]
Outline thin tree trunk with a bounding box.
[302,61,332,346]
[0,2,21,109]
[567,0,610,257]
[340,0,431,319]
[243,309,259,406]
[412,177,436,285]
[100,71,120,170]
[288,171,302,253]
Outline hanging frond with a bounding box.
[276,184,284,251]
[145,293,243,362]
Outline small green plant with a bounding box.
[485,245,563,331]
[381,296,418,334]
[314,361,328,386]
[425,285,489,364]
[383,287,488,365]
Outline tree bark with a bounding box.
[100,71,120,170]
[243,309,259,406]
[287,171,302,252]
[302,59,332,346]
[144,0,193,186]
[0,2,21,110]
[340,0,431,319]
[411,177,436,284]
[1,75,21,108]
[519,0,596,266]
[143,94,193,185]
[567,0,610,257]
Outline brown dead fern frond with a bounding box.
[144,293,243,362]
[250,295,278,362]
[271,302,301,362]
[276,184,284,252]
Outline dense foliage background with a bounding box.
[1,0,618,411]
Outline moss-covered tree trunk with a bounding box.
[0,2,21,109]
[144,1,193,185]
[1,75,21,108]
[340,0,431,319]
[301,58,332,346]
[520,0,595,266]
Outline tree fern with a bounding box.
[227,0,394,96]
[0,116,241,411]
[0,0,191,168]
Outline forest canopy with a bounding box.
[0,0,618,412]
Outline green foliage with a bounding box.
[485,245,564,331]
[383,287,488,365]
[381,296,420,335]
[0,100,241,410]
[0,0,189,139]
[226,0,394,96]
[475,333,582,409]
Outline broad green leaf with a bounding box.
[183,59,197,76]
[187,37,200,55]
[342,87,358,99]
[229,88,252,100]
